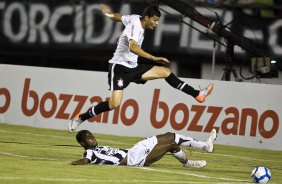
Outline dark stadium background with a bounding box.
[0,0,281,79]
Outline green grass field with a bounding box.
[0,123,281,184]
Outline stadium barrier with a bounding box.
[0,64,281,150]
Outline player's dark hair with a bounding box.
[76,130,90,143]
[142,5,161,18]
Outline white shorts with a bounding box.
[127,136,158,166]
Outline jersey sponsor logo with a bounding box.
[125,61,135,66]
[145,149,150,154]
[131,25,134,37]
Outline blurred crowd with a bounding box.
[193,0,282,17]
[194,0,279,5]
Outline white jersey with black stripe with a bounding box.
[83,146,128,165]
[109,14,145,68]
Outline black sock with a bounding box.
[165,73,199,98]
[79,101,111,121]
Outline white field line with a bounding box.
[0,151,58,161]
[136,167,248,183]
[0,176,196,183]
[0,129,277,162]
[196,152,276,163]
[0,146,250,183]
[0,176,251,184]
[0,129,129,145]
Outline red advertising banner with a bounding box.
[1,64,281,150]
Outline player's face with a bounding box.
[146,16,160,30]
[82,132,97,148]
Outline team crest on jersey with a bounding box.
[117,78,124,87]
[145,149,150,154]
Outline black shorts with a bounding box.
[108,63,154,91]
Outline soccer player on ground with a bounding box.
[70,129,217,168]
[69,4,214,132]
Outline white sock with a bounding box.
[171,149,187,164]
[184,160,207,168]
[174,133,208,151]
[185,160,194,166]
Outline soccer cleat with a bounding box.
[184,160,206,168]
[195,83,214,103]
[205,128,217,153]
[68,113,83,132]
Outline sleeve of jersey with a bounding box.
[83,150,94,161]
[121,15,131,26]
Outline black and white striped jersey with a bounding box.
[83,146,128,165]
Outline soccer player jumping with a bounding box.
[69,4,213,132]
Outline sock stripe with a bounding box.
[180,83,187,91]
[91,107,96,116]
[178,138,191,145]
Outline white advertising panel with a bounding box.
[0,64,281,150]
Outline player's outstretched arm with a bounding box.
[100,4,122,22]
[70,158,90,165]
[129,39,169,64]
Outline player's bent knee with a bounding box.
[164,132,174,137]
[109,101,120,109]
[161,67,171,77]
[165,132,175,141]
[157,132,175,143]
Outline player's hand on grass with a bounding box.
[70,158,90,165]
[70,160,78,165]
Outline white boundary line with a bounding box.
[0,176,200,184]
[0,151,58,161]
[136,167,248,182]
[0,176,249,184]
[0,129,277,162]
[205,153,276,162]
[0,129,129,145]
